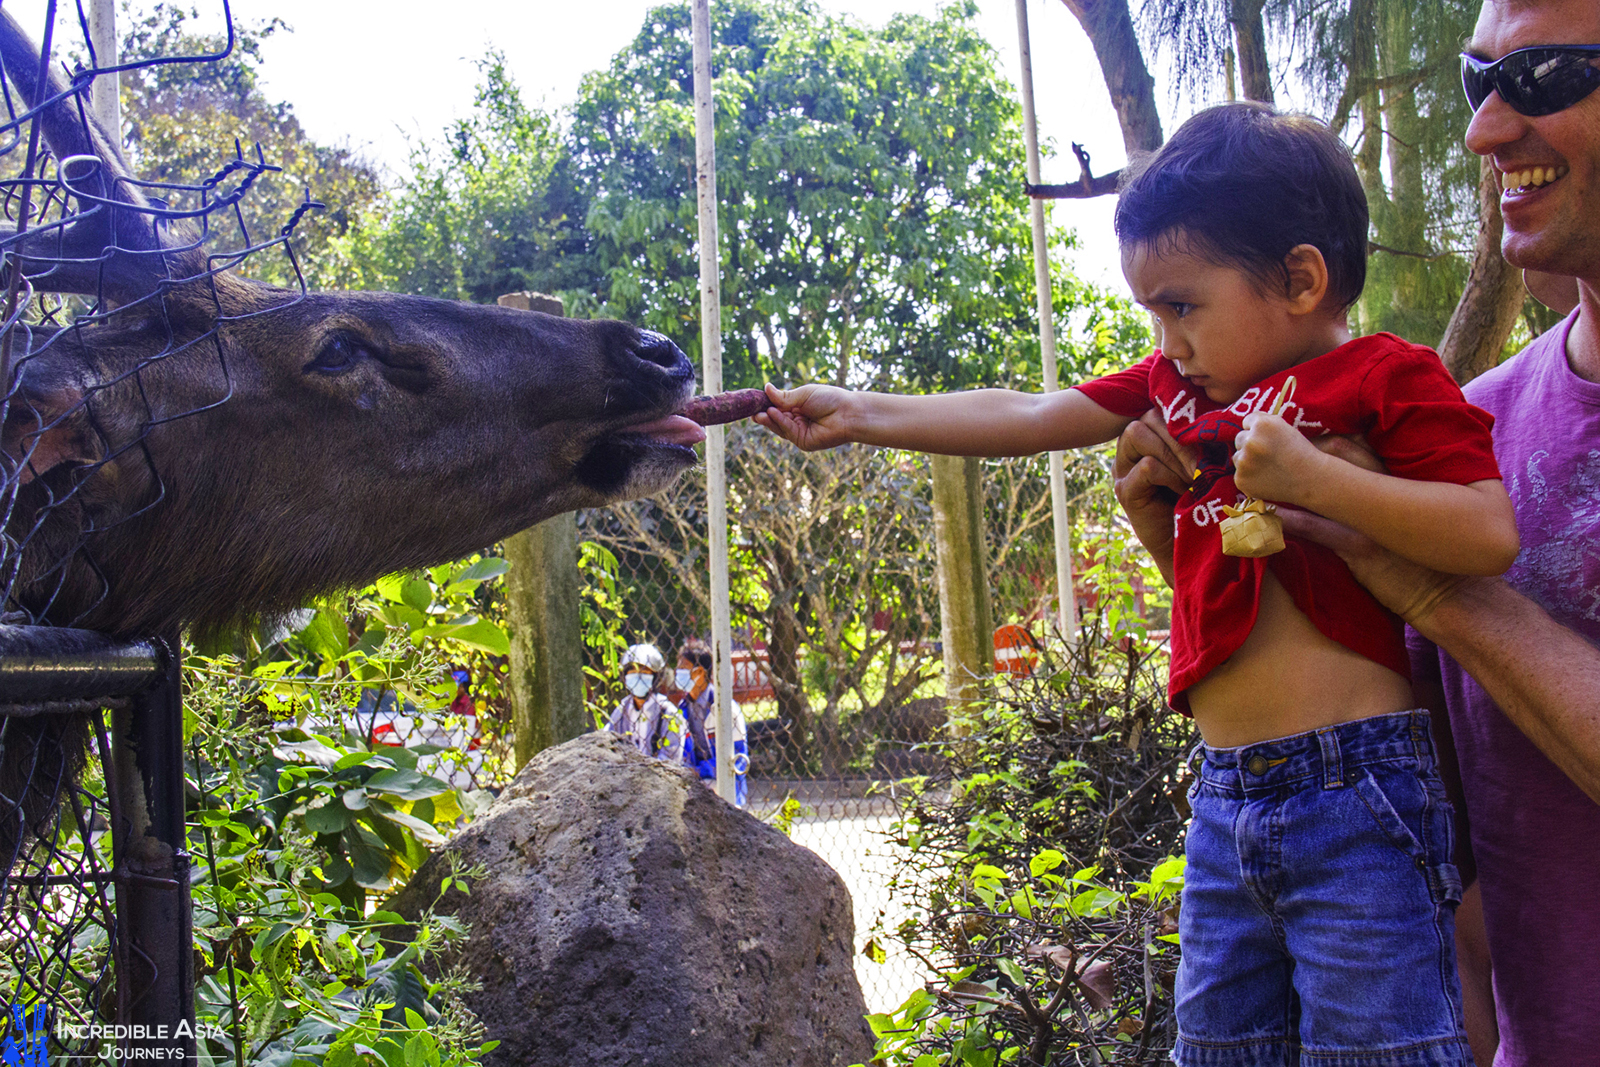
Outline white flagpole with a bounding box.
[1014,0,1078,643]
[89,0,121,141]
[691,0,736,802]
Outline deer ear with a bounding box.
[2,373,98,485]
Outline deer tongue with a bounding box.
[627,414,706,447]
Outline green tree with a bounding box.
[114,2,383,288]
[335,55,590,303]
[567,0,1053,391]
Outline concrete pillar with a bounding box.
[498,292,586,768]
[931,454,992,711]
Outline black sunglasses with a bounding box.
[1461,45,1600,116]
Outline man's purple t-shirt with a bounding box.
[1408,310,1600,1065]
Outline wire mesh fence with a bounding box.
[0,0,324,1053]
[0,709,115,1061]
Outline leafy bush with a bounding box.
[181,557,514,1066]
[867,611,1195,1065]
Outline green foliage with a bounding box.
[180,556,515,1064]
[114,2,384,288]
[334,54,587,303]
[866,575,1194,1064]
[568,0,1052,390]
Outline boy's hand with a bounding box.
[753,382,856,451]
[1232,412,1326,504]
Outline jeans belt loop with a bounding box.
[1317,727,1343,789]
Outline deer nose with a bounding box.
[634,330,690,372]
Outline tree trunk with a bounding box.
[498,292,588,770]
[764,542,812,768]
[1230,0,1274,103]
[931,455,993,714]
[1057,0,1164,155]
[1438,155,1527,385]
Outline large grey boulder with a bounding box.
[390,731,875,1067]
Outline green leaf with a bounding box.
[1029,849,1066,878]
[305,797,353,834]
[401,577,434,614]
[345,825,395,888]
[424,618,510,656]
[374,574,407,603]
[996,957,1026,987]
[334,751,386,772]
[364,768,449,801]
[369,803,446,846]
[274,738,343,768]
[298,606,350,665]
[457,557,509,582]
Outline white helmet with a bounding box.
[621,643,666,673]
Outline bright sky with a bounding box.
[12,0,1211,287]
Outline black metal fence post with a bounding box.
[0,624,191,1060]
[111,636,194,1060]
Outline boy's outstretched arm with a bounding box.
[754,382,1133,456]
[1232,413,1519,576]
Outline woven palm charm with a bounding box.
[1220,498,1283,557]
[1220,376,1296,559]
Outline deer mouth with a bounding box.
[622,413,707,449]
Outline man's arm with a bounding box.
[1280,510,1600,804]
[1233,412,1520,576]
[755,382,1133,456]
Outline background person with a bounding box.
[675,642,748,807]
[603,643,687,763]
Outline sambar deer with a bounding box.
[0,9,708,637]
[0,10,707,860]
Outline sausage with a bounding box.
[682,388,771,426]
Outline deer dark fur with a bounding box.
[0,12,705,867]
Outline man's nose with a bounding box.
[1464,91,1528,159]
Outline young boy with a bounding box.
[757,102,1517,1066]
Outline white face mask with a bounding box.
[674,668,693,691]
[624,672,654,698]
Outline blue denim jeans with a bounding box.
[1172,711,1473,1067]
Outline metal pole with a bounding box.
[112,638,194,1062]
[1014,0,1079,643]
[88,0,122,139]
[691,0,735,803]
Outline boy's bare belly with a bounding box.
[1187,572,1414,748]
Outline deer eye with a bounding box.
[306,335,370,375]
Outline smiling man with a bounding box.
[1407,3,1600,1060]
[1112,2,1600,1062]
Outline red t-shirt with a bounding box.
[1074,333,1502,710]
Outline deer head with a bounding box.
[0,11,706,638]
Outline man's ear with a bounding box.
[3,365,99,485]
[1281,244,1331,314]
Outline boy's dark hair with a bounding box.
[1115,102,1369,310]
[679,641,713,672]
